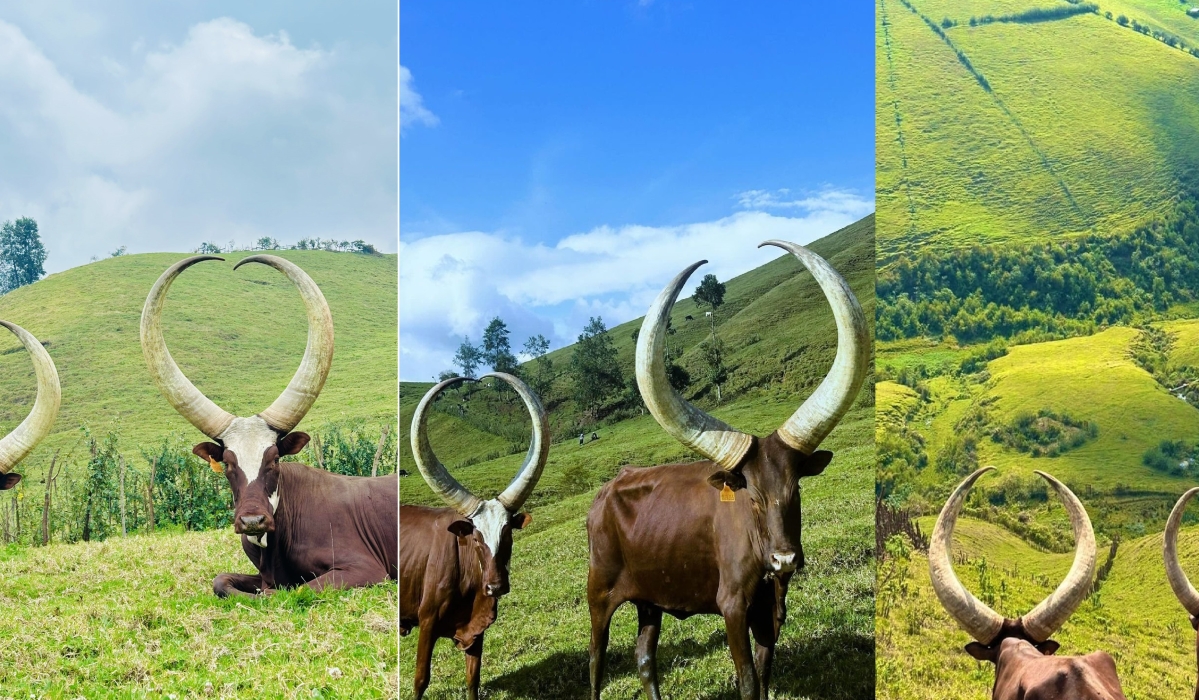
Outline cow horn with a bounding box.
[411,377,482,516]
[761,241,870,454]
[1164,487,1199,616]
[485,372,550,512]
[636,261,753,470]
[233,255,334,432]
[140,256,236,439]
[0,321,60,473]
[929,466,1005,644]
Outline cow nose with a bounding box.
[771,551,797,572]
[240,515,265,529]
[484,583,507,597]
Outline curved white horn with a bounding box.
[0,321,60,473]
[929,466,1005,644]
[635,261,753,470]
[1021,471,1096,642]
[140,256,235,438]
[485,372,550,512]
[1165,487,1199,616]
[234,255,334,432]
[761,241,869,454]
[411,377,482,516]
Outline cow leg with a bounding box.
[464,630,484,700]
[749,580,785,699]
[634,603,664,700]
[413,622,437,700]
[722,606,760,700]
[304,564,388,592]
[588,596,619,700]
[212,573,266,598]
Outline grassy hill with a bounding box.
[399,217,877,698]
[879,516,1199,699]
[876,0,1199,257]
[0,250,396,482]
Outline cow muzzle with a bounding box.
[770,551,798,573]
[235,514,272,535]
[484,581,509,597]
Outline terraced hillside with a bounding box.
[399,217,877,699]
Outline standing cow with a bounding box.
[400,373,549,700]
[587,241,869,700]
[930,466,1126,700]
[1164,487,1199,700]
[0,320,60,490]
[140,254,397,596]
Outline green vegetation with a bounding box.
[990,409,1098,458]
[400,217,876,698]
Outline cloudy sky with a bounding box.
[0,1,396,273]
[400,2,874,381]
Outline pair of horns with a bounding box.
[0,321,60,473]
[140,255,334,438]
[636,240,869,469]
[930,467,1097,645]
[411,373,549,516]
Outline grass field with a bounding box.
[0,528,397,698]
[876,0,1199,257]
[399,217,876,699]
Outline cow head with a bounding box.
[930,467,1096,663]
[411,373,549,598]
[636,241,869,577]
[141,255,334,548]
[0,320,60,492]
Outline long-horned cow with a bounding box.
[400,373,549,700]
[586,241,869,700]
[930,467,1125,700]
[1164,487,1199,700]
[140,255,397,596]
[0,321,61,490]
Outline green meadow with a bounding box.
[399,218,877,699]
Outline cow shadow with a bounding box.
[480,627,873,699]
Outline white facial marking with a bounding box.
[470,499,509,559]
[218,416,279,484]
[268,488,280,515]
[248,533,268,548]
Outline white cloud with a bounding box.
[400,64,438,132]
[735,187,875,219]
[399,198,873,380]
[0,16,395,271]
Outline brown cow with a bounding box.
[1164,487,1199,700]
[0,320,60,490]
[587,241,870,700]
[400,372,549,700]
[930,467,1126,700]
[141,254,397,596]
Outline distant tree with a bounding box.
[110,246,127,257]
[700,336,729,403]
[1104,11,1112,19]
[437,369,458,382]
[523,334,553,395]
[569,317,622,421]
[630,328,639,344]
[0,218,47,293]
[481,317,519,374]
[255,237,281,250]
[453,337,483,379]
[196,242,223,255]
[693,273,726,337]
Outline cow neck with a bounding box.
[455,529,484,599]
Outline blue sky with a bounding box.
[400,1,875,381]
[0,1,396,272]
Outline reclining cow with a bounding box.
[140,254,397,597]
[400,373,549,700]
[586,241,869,700]
[0,320,60,490]
[930,466,1126,700]
[1164,486,1199,700]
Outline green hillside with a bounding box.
[877,0,1199,256]
[879,516,1199,699]
[399,217,877,698]
[0,250,396,482]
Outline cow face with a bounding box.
[708,434,832,576]
[447,500,532,597]
[194,415,310,548]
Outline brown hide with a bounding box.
[972,637,1126,700]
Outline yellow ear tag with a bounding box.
[720,484,735,502]
[209,457,223,474]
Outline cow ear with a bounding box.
[706,470,747,491]
[277,432,310,456]
[797,450,833,477]
[964,642,997,662]
[193,442,224,463]
[1035,640,1060,656]
[511,512,533,529]
[0,473,21,490]
[447,520,475,538]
